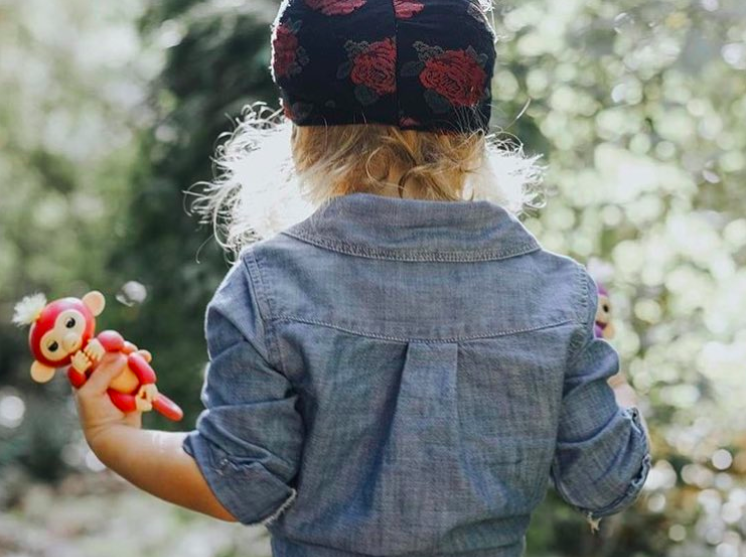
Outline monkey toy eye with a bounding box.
[49,341,59,352]
[66,317,76,328]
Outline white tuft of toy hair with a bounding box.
[12,293,48,327]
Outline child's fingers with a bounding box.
[607,371,628,388]
[122,407,143,429]
[79,352,128,396]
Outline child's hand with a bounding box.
[72,352,143,448]
[608,372,639,408]
[609,372,650,437]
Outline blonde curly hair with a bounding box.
[188,102,545,259]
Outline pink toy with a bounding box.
[594,283,615,340]
[12,291,183,421]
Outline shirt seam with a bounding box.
[577,263,591,325]
[241,249,286,375]
[280,229,541,262]
[271,314,574,343]
[554,263,593,465]
[267,530,526,556]
[565,263,592,373]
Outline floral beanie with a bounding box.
[269,0,497,134]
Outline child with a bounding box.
[74,1,651,555]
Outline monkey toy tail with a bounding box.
[153,393,184,422]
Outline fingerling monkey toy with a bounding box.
[594,283,615,340]
[12,291,183,421]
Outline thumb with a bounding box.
[82,352,128,395]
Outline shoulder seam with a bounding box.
[240,248,274,321]
[576,263,591,326]
[240,248,286,374]
[563,262,592,375]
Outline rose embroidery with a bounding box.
[304,0,367,16]
[420,50,487,106]
[393,0,424,19]
[401,41,490,112]
[271,18,309,80]
[350,38,397,95]
[337,37,396,105]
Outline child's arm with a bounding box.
[550,269,652,531]
[176,256,304,526]
[75,256,304,527]
[73,352,237,523]
[88,423,237,522]
[608,372,650,434]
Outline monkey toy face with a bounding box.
[596,294,611,326]
[35,305,91,363]
[13,291,106,383]
[595,286,615,340]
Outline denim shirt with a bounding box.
[182,192,651,557]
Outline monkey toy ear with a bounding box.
[82,291,106,317]
[31,361,56,383]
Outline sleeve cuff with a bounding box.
[183,430,298,526]
[583,407,652,526]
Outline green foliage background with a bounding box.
[1,0,745,555]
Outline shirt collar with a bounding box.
[280,192,541,262]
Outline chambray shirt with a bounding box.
[182,192,651,557]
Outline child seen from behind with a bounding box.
[72,1,651,556]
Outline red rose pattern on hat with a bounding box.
[271,18,309,79]
[401,41,490,112]
[393,0,424,19]
[275,1,495,131]
[338,38,397,105]
[420,49,487,106]
[304,0,367,16]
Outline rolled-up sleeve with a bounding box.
[550,268,651,528]
[182,254,304,526]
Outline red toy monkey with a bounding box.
[12,290,183,421]
[594,283,616,340]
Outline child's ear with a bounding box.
[82,291,106,317]
[31,361,56,383]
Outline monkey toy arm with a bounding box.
[67,330,126,388]
[96,331,160,413]
[95,330,155,385]
[128,352,157,385]
[96,330,126,353]
[67,364,89,389]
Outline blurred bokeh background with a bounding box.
[1,0,745,555]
